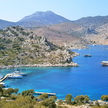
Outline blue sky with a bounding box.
[0,0,108,22]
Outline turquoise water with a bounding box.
[0,45,108,100]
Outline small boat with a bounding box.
[101,61,108,66]
[8,73,23,79]
[0,82,5,85]
[0,82,6,87]
[84,54,92,57]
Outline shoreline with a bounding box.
[0,62,78,69]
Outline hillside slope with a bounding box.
[32,22,88,49]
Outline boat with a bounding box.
[84,54,92,57]
[7,73,23,79]
[13,71,26,76]
[101,61,108,66]
[0,82,5,85]
[0,82,6,87]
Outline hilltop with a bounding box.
[18,11,71,28]
[0,11,71,29]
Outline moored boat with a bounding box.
[0,82,6,87]
[101,61,108,66]
[84,54,92,57]
[13,71,26,76]
[8,73,23,79]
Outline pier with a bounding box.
[35,92,56,96]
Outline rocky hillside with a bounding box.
[84,23,108,45]
[32,22,89,49]
[32,15,108,47]
[0,26,78,66]
[73,16,108,45]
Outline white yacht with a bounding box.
[101,61,108,66]
[13,71,26,76]
[8,73,23,79]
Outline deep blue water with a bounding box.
[0,45,108,100]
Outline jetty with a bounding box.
[0,74,10,82]
[0,73,23,82]
[35,91,56,96]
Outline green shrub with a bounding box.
[74,95,89,104]
[101,95,108,101]
[65,94,73,104]
[38,94,48,100]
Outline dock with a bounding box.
[35,92,56,96]
[0,74,10,82]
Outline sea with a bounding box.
[0,45,108,100]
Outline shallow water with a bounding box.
[0,45,108,100]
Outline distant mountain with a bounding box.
[1,11,108,29]
[0,11,71,29]
[74,16,108,28]
[0,19,15,29]
[18,11,71,28]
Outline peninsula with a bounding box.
[0,26,78,68]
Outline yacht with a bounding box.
[13,71,26,76]
[84,54,92,57]
[101,61,108,66]
[8,73,23,79]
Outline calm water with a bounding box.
[0,45,108,100]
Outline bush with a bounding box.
[40,96,56,108]
[65,94,72,104]
[74,95,89,104]
[22,89,34,97]
[3,88,18,96]
[101,95,108,101]
[38,93,48,100]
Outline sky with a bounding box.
[0,0,108,22]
